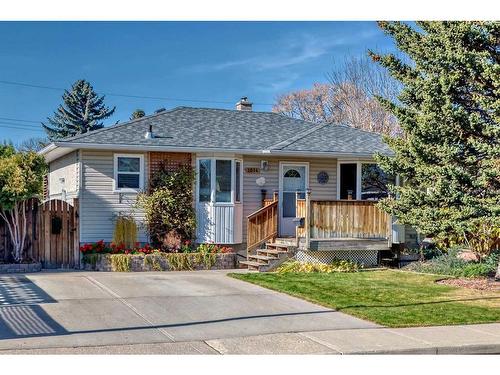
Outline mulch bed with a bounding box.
[437,277,500,291]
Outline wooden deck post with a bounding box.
[273,190,279,202]
[305,189,311,250]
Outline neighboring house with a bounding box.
[40,98,416,266]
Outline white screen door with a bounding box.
[279,164,307,236]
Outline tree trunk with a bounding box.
[0,202,26,263]
[496,261,500,281]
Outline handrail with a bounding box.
[246,199,278,253]
[247,200,277,220]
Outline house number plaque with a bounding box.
[245,167,260,174]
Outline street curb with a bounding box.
[345,344,500,355]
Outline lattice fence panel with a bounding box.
[295,250,379,267]
[148,152,191,181]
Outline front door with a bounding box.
[279,163,308,236]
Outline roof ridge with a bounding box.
[265,122,331,151]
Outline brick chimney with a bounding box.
[236,97,252,111]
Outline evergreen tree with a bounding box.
[43,79,115,140]
[370,21,500,256]
[130,109,146,120]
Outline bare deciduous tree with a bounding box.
[273,55,402,136]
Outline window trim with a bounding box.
[196,157,241,206]
[113,153,144,193]
[235,159,243,203]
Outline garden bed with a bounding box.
[82,252,236,272]
[0,262,42,273]
[437,277,500,291]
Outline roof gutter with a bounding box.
[42,141,386,160]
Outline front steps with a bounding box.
[239,239,295,272]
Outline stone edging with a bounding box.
[0,262,42,273]
[82,252,237,272]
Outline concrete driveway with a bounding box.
[0,270,377,351]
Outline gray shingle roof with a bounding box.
[57,106,392,156]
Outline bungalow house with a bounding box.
[40,98,416,269]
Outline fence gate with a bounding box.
[37,198,80,269]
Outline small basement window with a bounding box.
[114,154,144,192]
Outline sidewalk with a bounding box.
[2,323,499,354]
[206,323,500,354]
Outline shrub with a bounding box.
[277,260,359,274]
[112,214,138,250]
[196,243,233,255]
[110,254,132,272]
[137,164,196,250]
[404,248,499,278]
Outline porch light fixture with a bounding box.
[256,177,266,187]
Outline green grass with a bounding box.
[229,270,500,327]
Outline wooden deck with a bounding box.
[245,190,392,255]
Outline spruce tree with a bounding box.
[370,21,500,256]
[43,79,115,140]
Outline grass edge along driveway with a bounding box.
[229,270,500,327]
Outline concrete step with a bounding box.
[274,237,297,246]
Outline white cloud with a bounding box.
[184,30,377,74]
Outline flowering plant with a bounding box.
[80,240,233,255]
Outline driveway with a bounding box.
[0,270,376,351]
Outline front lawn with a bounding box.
[229,270,500,327]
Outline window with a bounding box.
[235,161,242,203]
[198,159,211,202]
[114,154,143,191]
[197,158,240,204]
[338,161,394,201]
[340,163,357,200]
[216,160,232,203]
[284,169,301,178]
[361,163,393,200]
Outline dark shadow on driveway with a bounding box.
[0,275,56,306]
[0,275,66,339]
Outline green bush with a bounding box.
[404,249,499,278]
[137,164,196,250]
[277,260,359,274]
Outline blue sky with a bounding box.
[0,21,397,144]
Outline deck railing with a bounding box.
[296,197,391,245]
[247,195,278,253]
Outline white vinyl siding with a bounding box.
[48,150,79,202]
[80,150,149,243]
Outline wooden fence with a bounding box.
[296,199,391,240]
[0,198,79,268]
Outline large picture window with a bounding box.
[114,154,144,192]
[338,161,394,201]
